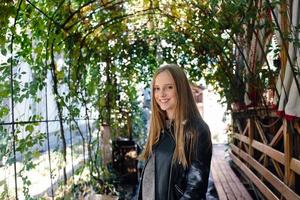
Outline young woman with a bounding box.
[138,64,212,200]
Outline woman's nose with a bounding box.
[159,88,166,97]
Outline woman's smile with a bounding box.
[154,71,177,119]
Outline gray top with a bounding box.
[142,154,155,200]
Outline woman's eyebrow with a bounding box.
[154,83,174,86]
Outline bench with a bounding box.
[211,144,253,200]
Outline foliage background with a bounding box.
[0,0,285,198]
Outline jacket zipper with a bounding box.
[175,184,184,196]
[167,129,176,199]
[167,154,174,199]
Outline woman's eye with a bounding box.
[168,86,173,89]
[154,87,160,91]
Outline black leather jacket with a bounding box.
[138,120,212,200]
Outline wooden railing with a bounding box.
[230,109,300,200]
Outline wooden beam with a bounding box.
[231,144,300,200]
[241,119,250,152]
[233,133,250,144]
[233,133,285,165]
[233,133,249,152]
[258,125,283,163]
[254,118,269,181]
[255,119,268,144]
[233,133,292,179]
[235,119,244,135]
[271,159,284,179]
[243,120,249,136]
[229,150,279,200]
[289,172,295,189]
[248,118,254,158]
[235,119,244,151]
[252,140,285,165]
[291,158,300,175]
[284,119,294,188]
[269,125,284,146]
[294,121,300,135]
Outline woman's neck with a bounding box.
[166,119,174,133]
[166,111,175,120]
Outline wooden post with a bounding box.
[236,119,243,150]
[101,124,112,166]
[294,121,300,195]
[248,118,254,158]
[284,119,295,191]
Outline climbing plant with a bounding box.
[0,0,287,198]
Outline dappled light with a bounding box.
[0,0,300,199]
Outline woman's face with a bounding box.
[154,70,177,119]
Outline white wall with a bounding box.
[202,86,228,144]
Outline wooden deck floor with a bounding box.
[211,144,253,200]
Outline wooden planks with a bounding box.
[211,145,253,200]
[229,150,279,200]
[231,144,300,200]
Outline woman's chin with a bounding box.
[159,106,168,111]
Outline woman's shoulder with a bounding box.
[186,118,212,159]
[190,119,211,147]
[193,118,210,135]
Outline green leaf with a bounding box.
[25,125,34,133]
[0,83,10,98]
[56,70,64,81]
[0,106,9,118]
[32,150,40,158]
[1,48,7,56]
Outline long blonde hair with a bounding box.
[141,64,205,168]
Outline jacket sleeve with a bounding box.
[180,123,212,200]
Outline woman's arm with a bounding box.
[180,123,212,200]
